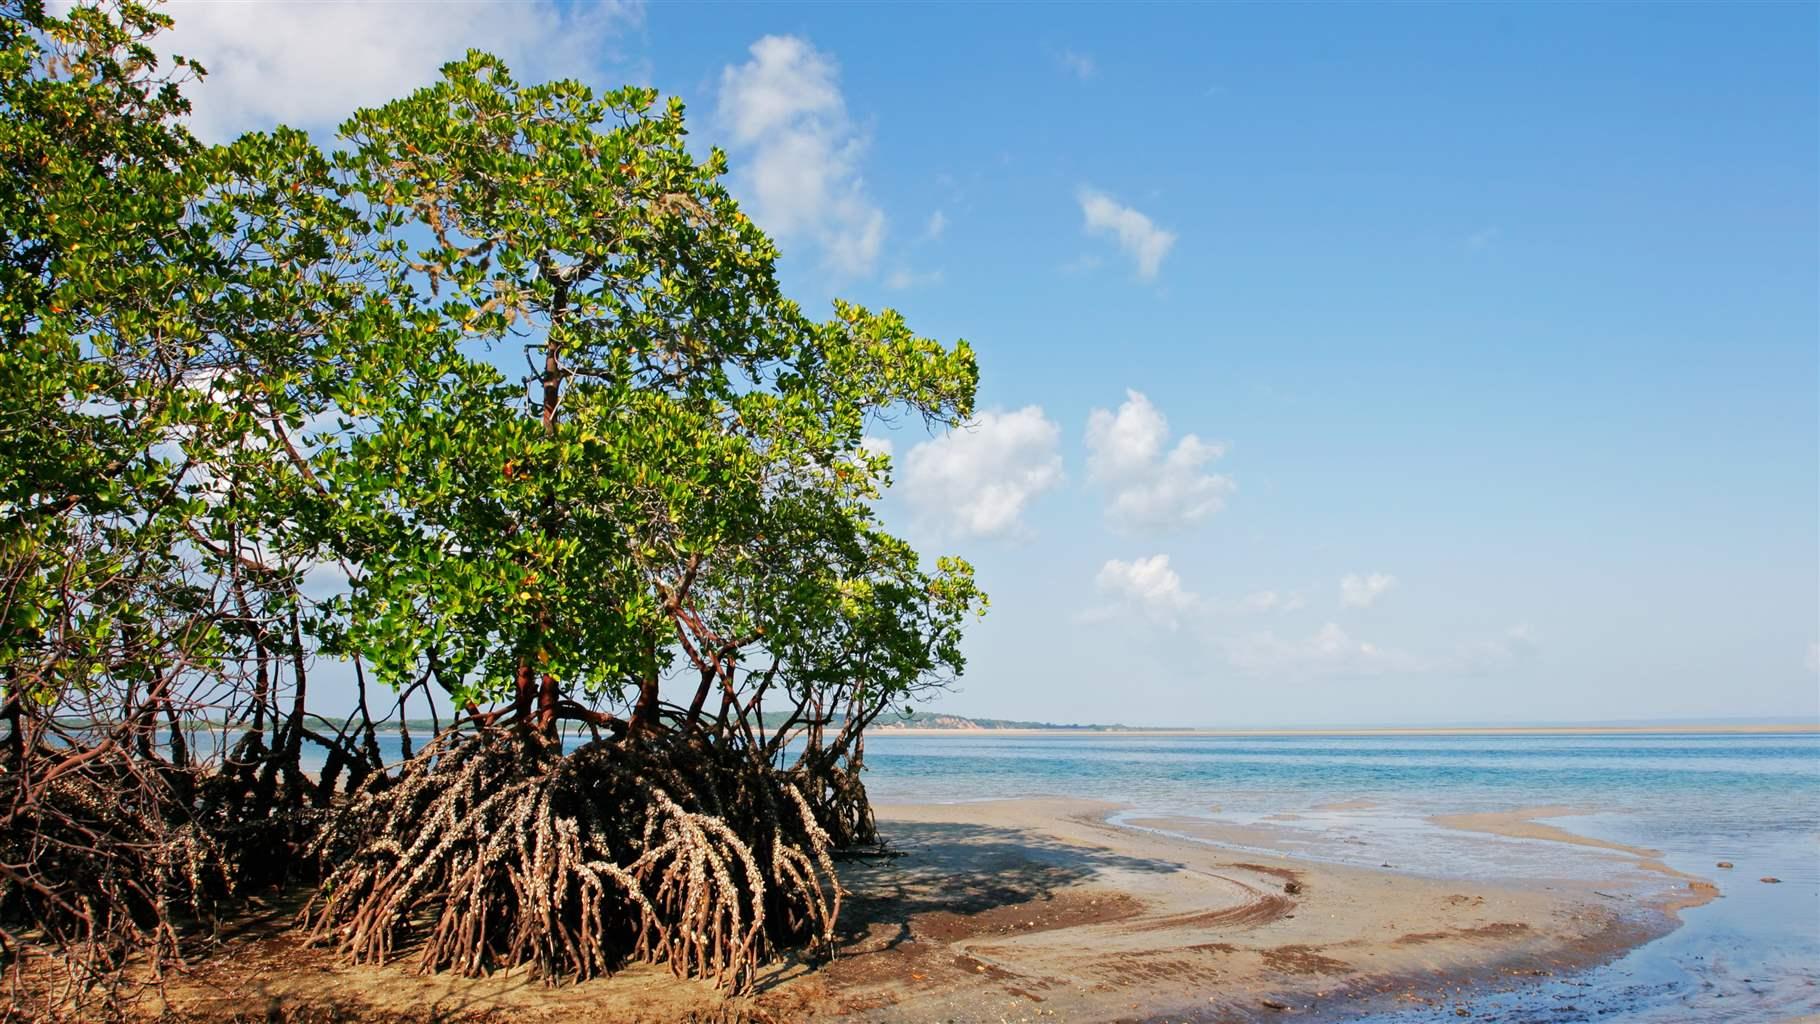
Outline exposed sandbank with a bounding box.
[141,797,1709,1023]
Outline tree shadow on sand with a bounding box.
[802,819,1183,966]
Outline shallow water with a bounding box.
[857,732,1820,1022]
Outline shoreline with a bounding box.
[872,722,1820,737]
[828,798,1706,1022]
[143,796,1710,1023]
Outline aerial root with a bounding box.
[302,729,839,992]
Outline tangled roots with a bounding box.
[791,757,879,850]
[0,749,234,1006]
[303,730,839,992]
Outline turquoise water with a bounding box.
[858,732,1820,1022]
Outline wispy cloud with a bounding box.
[717,35,885,276]
[1216,620,1537,679]
[1078,188,1176,279]
[924,210,948,240]
[1459,624,1539,673]
[1220,622,1411,677]
[1057,48,1097,80]
[1339,572,1397,608]
[1234,590,1307,613]
[885,268,944,290]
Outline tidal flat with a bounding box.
[131,731,1818,1023]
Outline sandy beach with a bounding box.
[145,797,1715,1023]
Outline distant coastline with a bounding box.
[872,721,1820,736]
[144,714,1820,738]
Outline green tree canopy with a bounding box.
[296,53,985,738]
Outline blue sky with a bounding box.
[162,1,1817,726]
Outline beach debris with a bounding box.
[1716,861,1734,869]
[1284,881,1304,895]
[1261,998,1291,1010]
[1759,876,1782,884]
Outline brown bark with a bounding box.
[629,663,662,734]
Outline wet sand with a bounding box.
[141,797,1712,1023]
[1427,805,1720,906]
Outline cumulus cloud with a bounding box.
[717,36,885,276]
[1339,572,1397,608]
[159,1,641,141]
[1085,389,1234,532]
[1078,188,1176,279]
[1094,554,1198,621]
[900,407,1064,538]
[924,210,947,240]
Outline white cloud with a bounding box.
[1085,389,1234,532]
[1078,188,1176,280]
[885,268,944,290]
[1237,590,1306,613]
[924,210,947,240]
[1458,624,1539,673]
[1217,619,1537,679]
[1222,622,1405,676]
[1339,572,1397,608]
[1057,49,1096,80]
[901,407,1064,538]
[160,1,641,141]
[1094,554,1198,623]
[717,35,885,276]
[852,435,894,489]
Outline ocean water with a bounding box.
[857,732,1820,1022]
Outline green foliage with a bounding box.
[3,4,990,1000]
[1,0,211,698]
[285,52,987,724]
